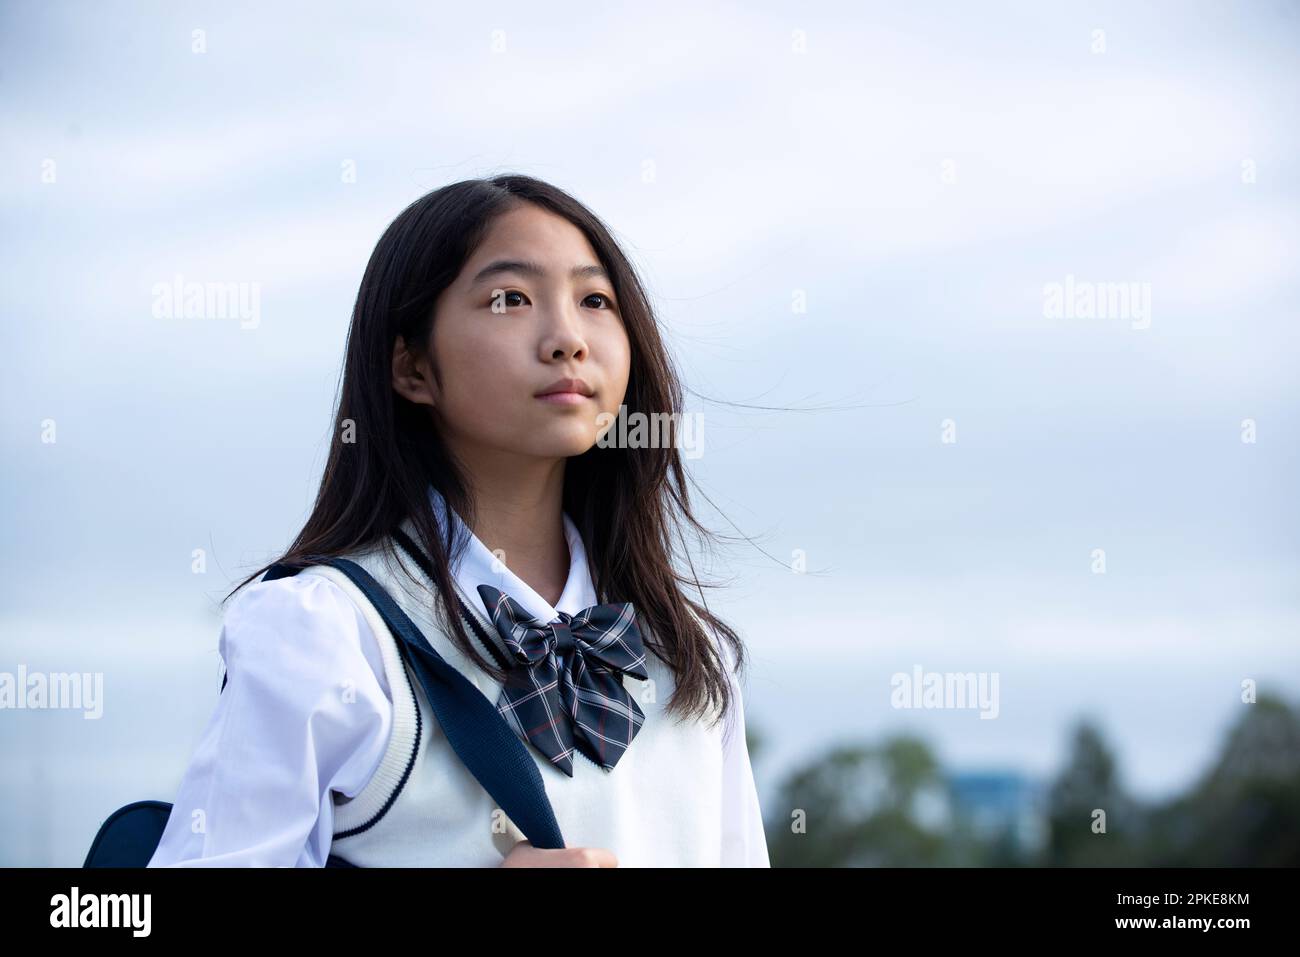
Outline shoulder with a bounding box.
[220,570,390,700]
[225,570,368,637]
[718,637,746,747]
[685,610,747,740]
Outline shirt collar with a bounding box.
[426,484,596,624]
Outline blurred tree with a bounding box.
[757,692,1300,867]
[1143,693,1300,866]
[744,722,767,768]
[764,735,955,866]
[1039,718,1145,866]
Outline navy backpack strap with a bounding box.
[255,558,565,851]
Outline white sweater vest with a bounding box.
[310,527,729,867]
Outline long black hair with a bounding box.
[229,174,744,726]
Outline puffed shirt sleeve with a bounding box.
[147,574,393,867]
[718,640,770,867]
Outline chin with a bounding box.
[525,429,600,459]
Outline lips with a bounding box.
[535,377,594,398]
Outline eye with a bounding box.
[489,289,530,310]
[583,293,617,310]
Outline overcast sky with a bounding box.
[2,1,1298,865]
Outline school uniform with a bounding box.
[148,484,770,867]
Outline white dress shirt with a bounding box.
[148,488,769,867]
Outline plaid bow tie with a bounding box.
[476,583,649,777]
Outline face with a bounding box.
[394,203,632,464]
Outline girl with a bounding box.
[147,174,769,867]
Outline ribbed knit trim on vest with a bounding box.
[301,524,513,843]
[300,562,422,837]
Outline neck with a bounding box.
[452,445,570,607]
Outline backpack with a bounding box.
[83,557,565,867]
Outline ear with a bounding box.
[392,335,437,407]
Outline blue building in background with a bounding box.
[945,770,1047,857]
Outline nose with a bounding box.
[537,298,588,362]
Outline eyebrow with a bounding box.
[469,259,610,288]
